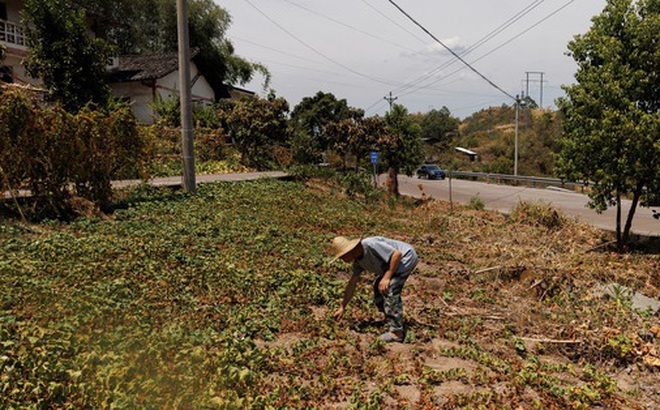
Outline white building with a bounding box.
[0,0,37,85]
[107,50,254,124]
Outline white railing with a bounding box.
[0,19,27,48]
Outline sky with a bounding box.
[218,0,607,118]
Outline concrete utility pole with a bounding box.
[384,91,398,112]
[177,0,196,193]
[514,95,520,176]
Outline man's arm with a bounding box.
[333,274,360,320]
[378,249,401,294]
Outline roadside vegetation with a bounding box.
[1,178,658,408]
[434,105,561,177]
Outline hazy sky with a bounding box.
[219,0,607,118]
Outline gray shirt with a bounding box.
[352,236,417,277]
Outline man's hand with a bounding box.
[378,277,391,294]
[333,306,345,320]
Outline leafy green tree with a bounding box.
[556,0,659,249]
[520,96,539,109]
[0,44,10,83]
[326,112,382,170]
[381,104,424,197]
[218,94,290,169]
[415,106,460,148]
[76,0,269,88]
[23,0,112,112]
[290,91,353,156]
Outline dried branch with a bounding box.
[520,336,582,344]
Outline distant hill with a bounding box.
[430,106,563,177]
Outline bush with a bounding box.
[465,196,485,211]
[139,122,254,177]
[288,164,335,182]
[510,201,565,230]
[335,169,381,202]
[0,89,150,218]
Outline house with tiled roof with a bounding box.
[107,49,254,124]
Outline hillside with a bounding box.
[1,179,658,408]
[435,106,563,177]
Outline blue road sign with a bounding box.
[370,151,378,164]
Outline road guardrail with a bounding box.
[447,171,588,188]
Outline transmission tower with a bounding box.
[524,71,545,107]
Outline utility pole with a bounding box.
[514,95,520,176]
[177,0,196,193]
[383,91,398,112]
[525,72,530,100]
[539,72,544,108]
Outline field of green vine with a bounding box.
[1,179,658,409]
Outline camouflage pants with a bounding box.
[373,266,415,333]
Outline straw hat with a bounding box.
[330,236,361,263]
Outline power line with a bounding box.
[394,0,577,99]
[242,0,404,87]
[331,1,551,114]
[279,0,418,53]
[364,98,389,114]
[359,0,429,45]
[235,0,577,116]
[471,0,577,65]
[386,0,516,101]
[464,1,546,60]
[232,36,324,65]
[392,0,547,96]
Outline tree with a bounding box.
[290,91,353,158]
[415,107,460,148]
[218,94,290,169]
[520,96,539,109]
[381,104,424,197]
[76,0,269,88]
[0,44,10,83]
[326,112,381,170]
[556,0,659,249]
[23,0,112,112]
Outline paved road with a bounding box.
[392,175,660,237]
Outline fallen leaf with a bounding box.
[642,356,660,368]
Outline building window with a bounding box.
[0,3,7,21]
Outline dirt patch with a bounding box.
[424,356,478,375]
[433,380,477,400]
[415,261,437,276]
[254,332,304,350]
[310,305,329,320]
[410,274,446,294]
[429,338,461,351]
[395,384,421,405]
[614,367,660,408]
